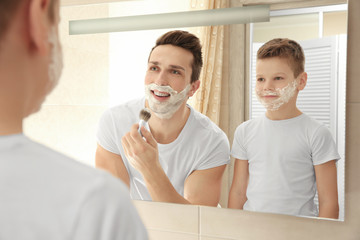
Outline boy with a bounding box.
[228,38,340,219]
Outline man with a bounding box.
[96,30,230,206]
[0,0,147,238]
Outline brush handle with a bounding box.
[138,119,149,137]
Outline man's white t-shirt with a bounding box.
[231,113,340,217]
[0,134,148,240]
[97,98,230,200]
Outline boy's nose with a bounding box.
[263,80,274,90]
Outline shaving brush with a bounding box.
[138,108,151,137]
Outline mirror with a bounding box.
[23,0,347,222]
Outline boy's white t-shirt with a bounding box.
[0,134,148,240]
[231,113,340,217]
[97,98,230,200]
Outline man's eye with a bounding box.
[172,70,180,75]
[150,66,158,71]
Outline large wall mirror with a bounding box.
[24,0,348,223]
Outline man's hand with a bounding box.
[122,123,226,206]
[121,124,160,175]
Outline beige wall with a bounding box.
[324,11,347,36]
[24,4,109,166]
[253,14,319,42]
[134,0,360,239]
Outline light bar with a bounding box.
[69,5,269,35]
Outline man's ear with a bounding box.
[189,80,200,97]
[297,72,307,91]
[28,0,50,55]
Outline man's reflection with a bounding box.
[95,30,230,206]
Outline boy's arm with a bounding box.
[314,160,339,219]
[228,159,249,209]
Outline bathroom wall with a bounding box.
[24,4,110,166]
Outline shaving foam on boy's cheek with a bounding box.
[256,80,298,111]
[145,83,191,119]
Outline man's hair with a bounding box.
[149,30,203,83]
[0,0,56,41]
[257,38,305,78]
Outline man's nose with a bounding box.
[154,71,168,86]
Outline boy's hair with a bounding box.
[149,30,203,83]
[0,0,56,41]
[257,38,305,78]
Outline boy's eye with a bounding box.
[257,78,265,82]
[274,76,283,80]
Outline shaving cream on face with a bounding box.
[48,26,63,88]
[145,83,191,119]
[256,80,298,111]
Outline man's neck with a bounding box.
[0,112,23,135]
[0,87,24,135]
[147,102,190,144]
[0,70,26,135]
[0,40,27,135]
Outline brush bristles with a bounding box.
[139,108,151,122]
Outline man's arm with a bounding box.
[228,159,249,209]
[121,124,226,206]
[143,166,227,206]
[184,165,226,206]
[95,144,130,188]
[140,160,226,206]
[314,160,339,219]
